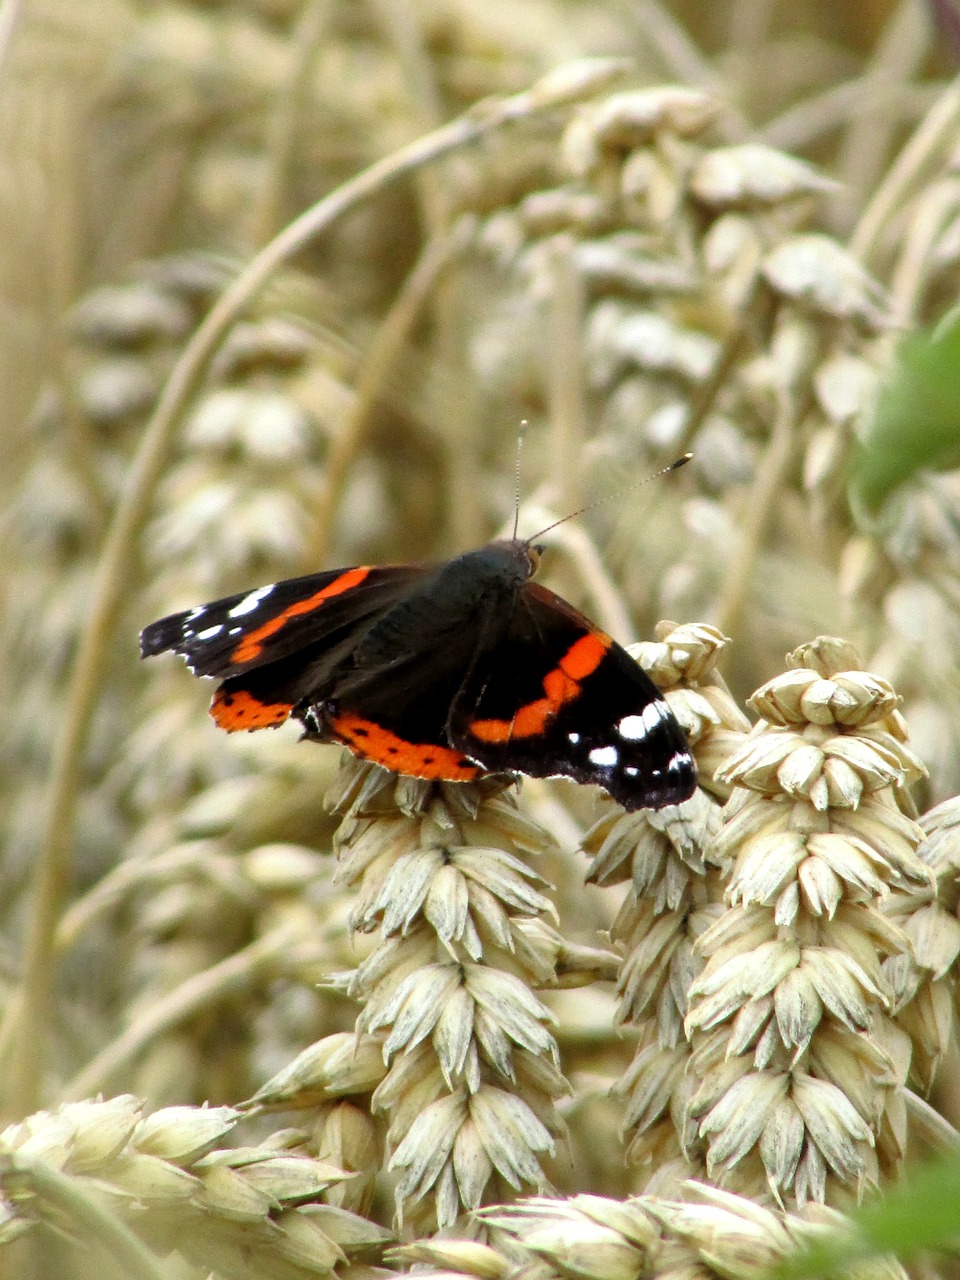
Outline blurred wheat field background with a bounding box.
[3,1,960,1277]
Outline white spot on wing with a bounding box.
[617,703,669,741]
[644,701,668,732]
[617,714,645,740]
[588,745,618,767]
[624,765,639,777]
[228,584,275,618]
[197,624,224,641]
[567,731,580,745]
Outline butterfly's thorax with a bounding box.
[349,540,535,671]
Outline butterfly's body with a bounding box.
[141,538,696,810]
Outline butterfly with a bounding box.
[140,538,696,810]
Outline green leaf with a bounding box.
[849,308,960,521]
[781,1151,960,1280]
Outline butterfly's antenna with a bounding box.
[527,453,692,544]
[512,420,528,542]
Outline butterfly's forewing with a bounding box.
[450,581,696,810]
[140,565,426,678]
[140,564,428,731]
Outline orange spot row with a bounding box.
[469,632,608,744]
[211,688,293,731]
[331,711,480,781]
[231,567,371,664]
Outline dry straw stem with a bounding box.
[831,0,932,234]
[850,73,960,266]
[673,275,765,457]
[325,760,584,1229]
[760,77,940,155]
[306,225,468,565]
[249,0,334,248]
[0,1094,389,1279]
[5,56,630,1119]
[61,922,302,1102]
[53,844,208,956]
[81,765,354,1108]
[886,175,960,326]
[712,388,799,646]
[545,236,589,515]
[369,0,446,179]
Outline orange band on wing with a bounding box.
[211,688,293,730]
[330,712,480,781]
[231,567,371,664]
[469,632,609,744]
[558,632,610,680]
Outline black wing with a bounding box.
[449,582,696,810]
[140,564,430,733]
[140,564,425,678]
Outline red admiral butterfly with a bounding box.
[140,539,696,810]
